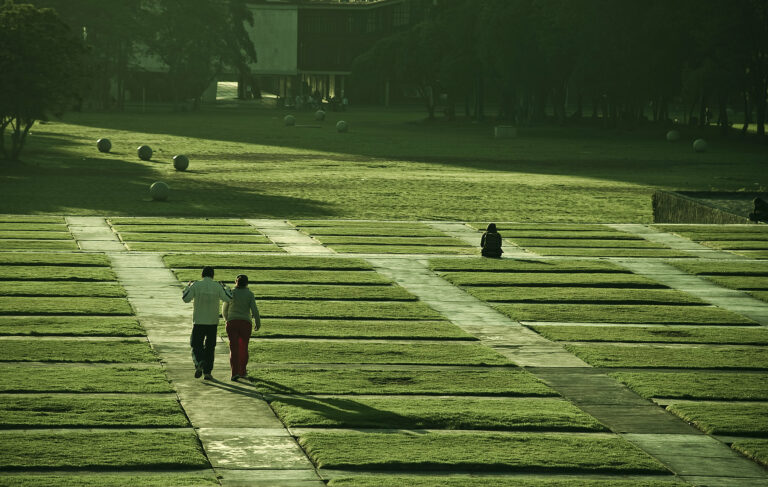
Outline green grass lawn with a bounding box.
[666,260,768,276]
[0,281,126,297]
[0,394,188,428]
[297,226,448,237]
[0,297,133,315]
[0,472,219,487]
[270,396,606,432]
[0,266,116,281]
[172,269,389,285]
[610,371,768,400]
[244,319,473,340]
[0,216,64,223]
[748,291,768,302]
[495,303,754,324]
[519,248,689,258]
[438,272,664,287]
[529,325,768,344]
[247,367,554,396]
[429,258,627,273]
[0,339,156,362]
[126,241,282,252]
[734,250,768,259]
[731,439,768,468]
[315,236,470,246]
[258,300,442,320]
[0,252,110,266]
[165,254,374,270]
[700,275,768,290]
[702,240,768,250]
[325,245,477,254]
[0,240,78,251]
[666,402,768,436]
[679,232,768,241]
[507,239,666,249]
[327,477,688,487]
[242,284,415,301]
[111,224,261,234]
[464,287,703,305]
[110,217,246,225]
[0,316,144,336]
[119,232,272,243]
[250,341,510,366]
[0,365,172,393]
[298,431,669,473]
[0,430,208,470]
[0,231,72,240]
[565,344,768,369]
[468,223,616,232]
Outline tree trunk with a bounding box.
[742,91,751,135]
[718,89,729,135]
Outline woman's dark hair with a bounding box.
[235,274,249,288]
[201,266,214,278]
[486,223,497,233]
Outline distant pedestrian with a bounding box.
[182,266,232,380]
[222,274,261,381]
[481,223,503,258]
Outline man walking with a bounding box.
[182,266,232,380]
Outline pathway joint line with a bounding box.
[246,219,335,254]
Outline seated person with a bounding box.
[481,223,503,258]
[749,197,768,223]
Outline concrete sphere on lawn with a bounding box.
[666,130,680,142]
[315,110,326,121]
[149,181,169,201]
[97,138,111,153]
[693,138,708,153]
[284,114,296,126]
[137,145,153,161]
[336,120,349,133]
[173,154,189,171]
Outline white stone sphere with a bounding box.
[666,130,681,142]
[149,181,169,201]
[336,120,348,133]
[315,110,326,121]
[137,145,153,161]
[173,154,189,171]
[693,138,708,153]
[284,115,296,126]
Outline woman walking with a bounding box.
[222,274,261,381]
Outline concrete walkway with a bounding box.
[246,220,333,255]
[66,217,125,252]
[606,224,744,259]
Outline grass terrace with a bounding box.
[667,259,768,303]
[732,439,768,468]
[564,343,768,369]
[0,252,110,266]
[0,316,144,336]
[529,325,768,344]
[253,319,474,340]
[654,224,768,258]
[0,472,219,487]
[0,365,173,393]
[326,477,689,487]
[0,338,157,363]
[0,265,116,281]
[0,220,75,251]
[665,402,768,436]
[610,371,768,401]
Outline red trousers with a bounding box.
[225,320,252,376]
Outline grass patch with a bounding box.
[466,287,703,305]
[0,231,72,240]
[244,284,415,301]
[111,224,260,234]
[173,268,389,285]
[126,241,282,252]
[0,395,188,428]
[702,240,768,250]
[246,319,473,340]
[0,281,126,297]
[248,367,554,396]
[529,325,768,344]
[292,220,437,228]
[666,402,768,436]
[469,223,613,232]
[259,300,442,320]
[610,371,768,400]
[298,431,669,473]
[565,343,768,369]
[110,217,245,225]
[429,258,626,272]
[703,275,768,290]
[731,439,768,468]
[0,266,115,281]
[271,396,606,432]
[0,316,144,336]
[0,223,69,231]
[0,430,208,470]
[0,297,132,315]
[0,216,64,223]
[316,236,471,246]
[251,341,510,366]
[666,260,768,276]
[0,240,78,250]
[521,248,689,257]
[327,477,686,487]
[733,250,768,259]
[300,227,448,237]
[508,239,664,249]
[328,245,478,255]
[0,253,110,266]
[0,365,172,393]
[119,232,272,243]
[164,254,374,270]
[678,232,768,241]
[653,224,768,234]
[439,272,663,287]
[495,303,754,324]
[0,339,156,362]
[748,291,768,302]
[0,472,219,487]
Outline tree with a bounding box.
[0,0,88,161]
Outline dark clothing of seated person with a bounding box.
[481,223,503,258]
[749,197,768,223]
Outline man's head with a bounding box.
[201,266,214,278]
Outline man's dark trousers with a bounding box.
[191,324,218,373]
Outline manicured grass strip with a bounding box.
[0,266,115,281]
[429,258,626,272]
[522,248,689,258]
[111,224,260,234]
[300,227,447,237]
[653,225,768,234]
[610,371,768,400]
[292,220,434,228]
[0,281,126,297]
[733,250,768,259]
[248,367,554,396]
[271,397,607,432]
[702,240,768,250]
[0,223,69,231]
[251,341,510,365]
[495,304,755,325]
[0,231,72,240]
[466,287,703,305]
[0,339,156,363]
[0,297,132,315]
[0,472,219,487]
[246,319,473,340]
[666,402,768,436]
[495,231,645,240]
[127,242,282,252]
[0,365,172,393]
[666,260,768,276]
[247,284,415,301]
[110,217,245,225]
[119,232,272,243]
[679,232,768,241]
[529,325,768,344]
[0,240,78,250]
[469,223,612,232]
[173,269,389,285]
[508,239,665,249]
[328,245,478,255]
[259,300,442,320]
[317,236,471,246]
[748,291,768,302]
[0,316,144,336]
[0,430,208,470]
[0,252,110,266]
[328,477,686,487]
[701,276,768,290]
[298,431,669,473]
[164,254,373,270]
[564,344,768,369]
[0,395,188,428]
[732,439,768,468]
[440,272,663,287]
[0,216,63,223]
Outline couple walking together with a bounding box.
[182,266,261,381]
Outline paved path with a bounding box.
[606,224,744,259]
[66,217,125,252]
[246,219,333,254]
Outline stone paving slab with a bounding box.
[66,216,126,251]
[219,469,325,487]
[246,219,334,254]
[197,428,312,469]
